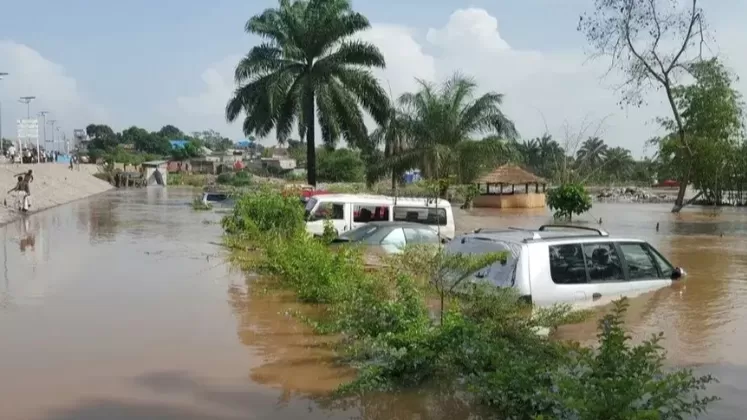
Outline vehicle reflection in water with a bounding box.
[0,193,746,419]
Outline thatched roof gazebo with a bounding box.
[472,164,547,209]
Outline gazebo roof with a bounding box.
[476,164,546,185]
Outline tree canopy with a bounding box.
[226,0,390,186]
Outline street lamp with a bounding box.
[0,72,7,149]
[18,96,35,119]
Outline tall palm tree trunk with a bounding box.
[305,89,317,187]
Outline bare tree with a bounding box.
[578,0,706,212]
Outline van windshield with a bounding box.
[304,198,318,219]
[445,238,520,288]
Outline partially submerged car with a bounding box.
[330,221,446,255]
[445,224,684,308]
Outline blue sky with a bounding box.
[1,0,745,155]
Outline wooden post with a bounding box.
[525,183,529,193]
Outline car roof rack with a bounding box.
[537,224,608,237]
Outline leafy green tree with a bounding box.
[158,125,183,139]
[86,124,119,153]
[1,138,13,150]
[192,129,233,152]
[121,126,172,155]
[385,73,518,188]
[579,0,708,212]
[317,148,365,182]
[656,58,744,204]
[547,183,592,221]
[225,0,390,186]
[171,141,202,161]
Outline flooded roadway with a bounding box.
[0,191,745,419]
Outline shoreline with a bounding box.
[0,163,114,226]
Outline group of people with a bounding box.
[4,145,62,164]
[6,170,34,212]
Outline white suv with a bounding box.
[446,225,684,308]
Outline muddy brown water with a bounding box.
[0,191,744,419]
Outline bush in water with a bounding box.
[222,189,717,419]
[221,187,306,239]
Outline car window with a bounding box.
[619,243,660,280]
[393,206,447,226]
[549,244,587,284]
[647,244,674,279]
[381,228,407,252]
[309,202,344,221]
[403,227,440,245]
[582,243,625,282]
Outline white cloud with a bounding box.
[0,40,108,143]
[175,7,747,155]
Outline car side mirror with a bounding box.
[671,267,685,280]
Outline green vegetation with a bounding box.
[222,188,718,419]
[547,183,593,221]
[216,170,253,187]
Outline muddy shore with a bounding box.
[0,163,113,225]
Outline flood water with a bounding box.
[0,191,745,419]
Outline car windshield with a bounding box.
[338,225,380,242]
[444,237,521,288]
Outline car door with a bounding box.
[616,242,673,293]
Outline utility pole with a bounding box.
[47,119,56,152]
[38,111,49,146]
[0,72,7,150]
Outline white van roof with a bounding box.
[311,193,452,208]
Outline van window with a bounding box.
[549,244,587,284]
[309,202,344,221]
[393,206,447,226]
[619,243,659,280]
[582,243,625,282]
[353,205,389,222]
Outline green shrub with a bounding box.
[547,183,592,220]
[221,187,305,239]
[216,170,253,187]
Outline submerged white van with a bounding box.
[304,194,455,239]
[445,225,684,309]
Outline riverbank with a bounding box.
[0,163,113,225]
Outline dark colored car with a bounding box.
[331,221,446,254]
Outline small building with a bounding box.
[142,160,168,186]
[261,157,296,171]
[472,164,547,209]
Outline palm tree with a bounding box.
[388,73,518,190]
[604,147,636,181]
[576,137,608,169]
[225,0,389,186]
[367,103,409,191]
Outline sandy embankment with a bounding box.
[0,163,113,224]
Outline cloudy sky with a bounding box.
[1,0,745,156]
